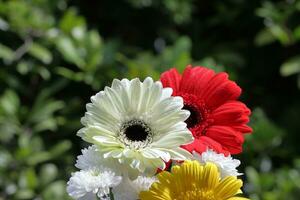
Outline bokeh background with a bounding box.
[0,0,300,199]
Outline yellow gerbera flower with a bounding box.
[139,161,248,200]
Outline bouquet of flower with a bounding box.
[66,66,252,200]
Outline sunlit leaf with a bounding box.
[28,42,52,64]
[280,56,300,77]
[56,36,85,68]
[0,44,14,63]
[255,28,276,46]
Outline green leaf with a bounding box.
[29,99,64,124]
[0,17,9,31]
[38,66,51,80]
[14,189,35,200]
[85,30,103,70]
[28,42,52,64]
[49,140,72,158]
[0,44,14,63]
[255,28,276,46]
[293,26,300,41]
[26,141,71,166]
[59,8,86,34]
[33,118,58,132]
[246,167,261,191]
[0,150,12,168]
[27,152,52,166]
[55,66,84,81]
[25,168,38,189]
[280,56,300,77]
[40,164,58,186]
[0,90,20,115]
[17,61,31,75]
[42,181,69,200]
[160,36,192,70]
[270,25,292,46]
[245,108,284,152]
[18,168,38,190]
[56,36,85,68]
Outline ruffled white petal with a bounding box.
[75,146,103,170]
[66,169,121,200]
[113,176,156,200]
[193,149,242,178]
[75,145,123,174]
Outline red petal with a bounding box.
[201,73,242,109]
[211,101,252,133]
[181,138,207,153]
[160,68,182,95]
[232,125,253,134]
[205,126,244,154]
[156,160,172,173]
[181,136,229,155]
[180,66,215,94]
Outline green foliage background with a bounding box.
[0,0,300,199]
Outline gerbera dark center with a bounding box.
[183,104,202,128]
[122,120,151,142]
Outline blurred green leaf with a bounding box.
[28,42,53,64]
[27,140,71,165]
[246,167,261,191]
[280,56,300,77]
[55,67,84,81]
[245,108,284,155]
[255,28,276,46]
[85,30,103,70]
[49,140,72,158]
[42,181,70,200]
[0,150,12,168]
[294,26,300,41]
[40,164,58,186]
[27,152,52,166]
[160,36,192,70]
[14,189,35,200]
[269,25,291,46]
[56,36,85,67]
[59,8,85,34]
[0,17,9,31]
[0,44,14,63]
[29,93,64,129]
[0,90,20,116]
[18,168,38,190]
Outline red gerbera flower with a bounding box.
[160,65,252,155]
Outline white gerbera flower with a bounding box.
[113,175,156,200]
[77,77,193,177]
[67,169,121,200]
[193,149,242,178]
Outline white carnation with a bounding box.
[193,149,242,178]
[75,145,103,170]
[67,169,122,200]
[113,175,156,200]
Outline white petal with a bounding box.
[141,148,171,162]
[151,130,193,148]
[163,147,193,160]
[93,136,122,147]
[193,150,242,178]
